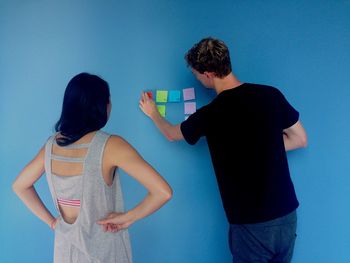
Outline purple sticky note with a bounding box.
[183,88,195,101]
[184,102,196,115]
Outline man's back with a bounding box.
[181,83,300,224]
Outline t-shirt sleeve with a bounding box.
[277,90,300,129]
[180,107,208,145]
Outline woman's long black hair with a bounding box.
[55,73,110,146]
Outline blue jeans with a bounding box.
[229,210,297,263]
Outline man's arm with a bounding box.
[283,120,308,151]
[139,92,184,141]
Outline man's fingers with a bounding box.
[142,92,148,102]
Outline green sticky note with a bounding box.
[156,90,168,103]
[157,105,166,117]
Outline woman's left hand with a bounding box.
[97,212,134,233]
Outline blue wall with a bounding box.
[1,1,349,262]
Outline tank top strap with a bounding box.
[44,134,60,211]
[51,154,85,162]
[53,139,91,149]
[84,131,111,170]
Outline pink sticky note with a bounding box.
[183,88,195,101]
[184,102,196,115]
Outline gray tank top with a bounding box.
[45,130,132,263]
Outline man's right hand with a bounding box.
[138,92,184,142]
[139,92,159,119]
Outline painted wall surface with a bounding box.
[1,1,349,262]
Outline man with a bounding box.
[139,37,307,263]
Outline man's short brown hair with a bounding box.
[185,37,232,78]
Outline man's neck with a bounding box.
[213,73,242,94]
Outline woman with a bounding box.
[12,73,172,262]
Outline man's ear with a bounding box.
[204,71,216,79]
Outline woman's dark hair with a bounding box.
[55,73,110,146]
[185,37,232,78]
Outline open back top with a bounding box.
[51,139,87,208]
[44,130,132,263]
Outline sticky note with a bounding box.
[183,88,195,101]
[156,90,168,103]
[184,102,196,115]
[168,90,181,102]
[146,91,153,99]
[157,105,166,117]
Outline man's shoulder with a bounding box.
[245,82,280,93]
[244,83,285,100]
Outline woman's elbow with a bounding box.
[164,187,173,202]
[12,181,21,194]
[160,186,173,202]
[12,178,29,195]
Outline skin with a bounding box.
[13,100,172,233]
[139,69,307,150]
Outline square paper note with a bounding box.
[184,102,196,115]
[168,90,181,102]
[157,105,166,117]
[183,88,195,101]
[156,90,168,103]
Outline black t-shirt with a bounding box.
[180,83,300,224]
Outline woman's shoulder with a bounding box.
[103,134,136,165]
[107,134,122,142]
[104,133,130,151]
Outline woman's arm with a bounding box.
[98,136,172,232]
[12,147,57,229]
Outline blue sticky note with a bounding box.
[168,90,181,102]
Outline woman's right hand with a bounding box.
[50,217,58,230]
